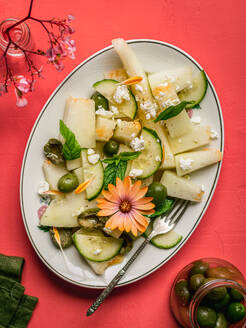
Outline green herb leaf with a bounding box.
[103,151,141,164]
[59,120,81,160]
[146,198,174,218]
[103,160,127,190]
[192,103,201,109]
[38,225,50,232]
[154,101,194,122]
[116,160,127,180]
[103,163,117,189]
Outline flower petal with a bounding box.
[123,176,131,195]
[128,180,142,200]
[138,209,155,215]
[129,212,146,233]
[116,177,126,200]
[97,208,118,216]
[102,190,120,204]
[133,186,148,201]
[123,215,132,233]
[105,212,123,230]
[97,201,119,211]
[133,202,155,211]
[131,210,149,228]
[132,197,154,205]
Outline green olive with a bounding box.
[103,140,119,156]
[203,279,227,303]
[207,267,232,280]
[58,173,79,193]
[91,91,109,111]
[189,274,205,292]
[215,313,228,328]
[211,293,231,311]
[146,182,167,205]
[43,138,64,164]
[196,306,217,327]
[174,280,190,306]
[226,302,246,323]
[190,261,210,276]
[230,288,244,301]
[49,228,73,248]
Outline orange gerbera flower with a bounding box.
[97,176,155,236]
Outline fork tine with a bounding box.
[168,200,190,226]
[164,199,181,222]
[164,199,185,222]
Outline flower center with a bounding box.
[120,200,132,213]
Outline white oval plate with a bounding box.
[20,39,224,288]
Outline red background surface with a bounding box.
[1,0,246,327]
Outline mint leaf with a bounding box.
[146,198,174,218]
[116,160,127,180]
[103,160,127,190]
[103,151,141,164]
[103,163,117,189]
[59,120,81,160]
[154,101,194,122]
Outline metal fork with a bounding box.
[86,199,190,316]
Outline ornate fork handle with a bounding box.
[86,234,153,316]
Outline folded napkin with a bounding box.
[0,254,38,328]
[0,254,25,282]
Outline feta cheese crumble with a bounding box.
[110,105,119,115]
[140,100,158,118]
[191,116,201,124]
[145,113,151,120]
[155,156,161,162]
[93,248,102,255]
[130,136,145,151]
[87,148,95,155]
[210,129,218,139]
[38,181,49,195]
[113,85,130,104]
[179,157,194,171]
[95,106,113,117]
[129,169,143,178]
[88,153,100,165]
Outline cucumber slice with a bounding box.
[93,79,137,119]
[81,150,104,200]
[130,127,162,179]
[144,221,182,249]
[73,229,123,262]
[179,70,208,108]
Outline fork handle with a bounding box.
[86,235,152,316]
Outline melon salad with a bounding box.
[38,38,222,275]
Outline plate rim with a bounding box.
[20,39,224,289]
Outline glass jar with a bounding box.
[170,258,246,328]
[0,18,33,57]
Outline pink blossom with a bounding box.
[62,37,76,59]
[15,89,28,107]
[67,14,75,22]
[14,75,31,93]
[37,205,48,220]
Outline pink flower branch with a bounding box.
[0,0,75,107]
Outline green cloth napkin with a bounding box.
[8,295,38,328]
[0,276,25,328]
[0,254,25,282]
[0,254,38,328]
